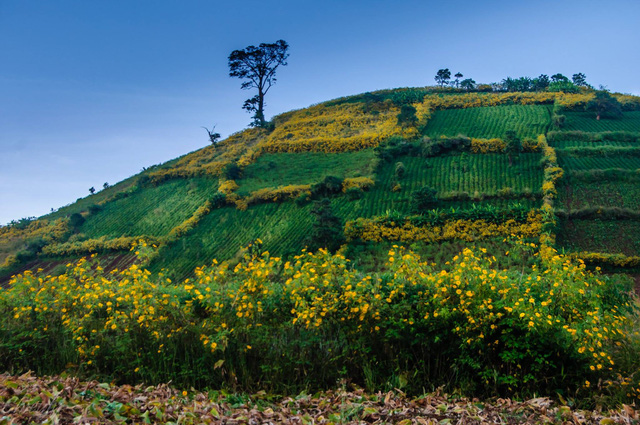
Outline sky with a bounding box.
[1,0,639,225]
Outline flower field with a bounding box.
[1,242,638,402]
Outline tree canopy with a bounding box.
[587,90,623,120]
[228,40,289,127]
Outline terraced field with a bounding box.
[237,150,376,194]
[80,178,219,238]
[556,219,640,256]
[557,181,640,210]
[550,139,640,148]
[424,105,552,139]
[563,111,640,132]
[558,154,640,170]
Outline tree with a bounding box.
[460,78,476,91]
[89,187,95,195]
[572,72,588,87]
[202,125,221,144]
[396,104,417,127]
[306,198,344,253]
[228,39,289,128]
[453,72,463,88]
[551,73,569,83]
[534,74,550,91]
[504,130,522,166]
[103,182,110,189]
[435,69,451,87]
[586,90,623,120]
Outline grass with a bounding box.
[556,219,640,256]
[423,105,552,139]
[563,111,640,132]
[79,178,219,239]
[557,181,640,211]
[236,150,376,194]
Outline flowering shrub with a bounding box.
[344,211,542,243]
[245,185,312,205]
[41,236,162,257]
[417,92,557,111]
[218,180,239,194]
[569,251,640,268]
[0,244,636,399]
[342,177,375,192]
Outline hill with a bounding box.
[3,86,640,403]
[2,87,640,282]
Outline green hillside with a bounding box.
[2,87,640,282]
[4,86,640,405]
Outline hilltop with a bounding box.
[2,86,640,283]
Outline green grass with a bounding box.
[558,154,640,170]
[563,111,640,132]
[557,181,640,210]
[79,178,219,239]
[557,219,640,256]
[236,150,376,194]
[423,105,552,139]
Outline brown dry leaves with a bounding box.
[0,373,637,424]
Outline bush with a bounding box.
[394,162,405,180]
[310,176,344,198]
[69,213,85,228]
[345,187,364,200]
[411,186,438,213]
[223,163,242,180]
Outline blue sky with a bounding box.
[1,0,639,224]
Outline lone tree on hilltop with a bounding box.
[587,90,623,120]
[89,187,95,195]
[435,69,451,87]
[228,39,289,128]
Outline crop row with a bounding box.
[563,111,640,133]
[558,155,640,171]
[557,181,640,211]
[551,139,639,149]
[81,178,220,238]
[556,219,640,257]
[423,105,552,139]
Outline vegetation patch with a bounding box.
[423,105,552,139]
[563,111,640,132]
[236,150,376,194]
[557,219,640,257]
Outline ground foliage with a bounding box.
[1,373,639,424]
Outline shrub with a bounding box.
[394,162,405,180]
[223,163,242,180]
[411,187,438,213]
[310,176,343,198]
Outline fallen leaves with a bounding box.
[0,372,637,424]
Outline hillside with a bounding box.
[2,88,640,282]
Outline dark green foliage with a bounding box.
[210,192,227,209]
[421,136,471,157]
[411,187,438,213]
[504,130,522,166]
[294,192,311,206]
[460,78,476,91]
[587,91,623,120]
[69,213,85,228]
[310,176,344,198]
[345,187,364,200]
[228,39,289,127]
[224,163,242,180]
[374,137,420,162]
[572,73,588,87]
[435,68,451,87]
[561,111,640,132]
[557,219,640,257]
[397,104,418,127]
[306,198,344,252]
